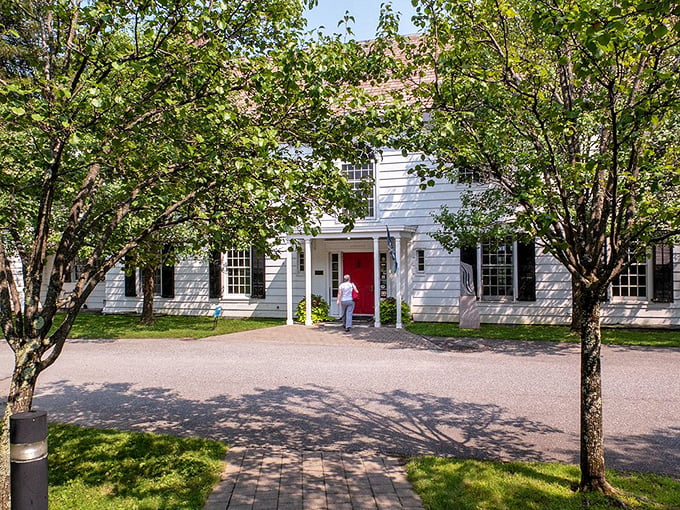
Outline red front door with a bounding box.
[342,252,374,315]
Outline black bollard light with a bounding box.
[10,410,48,510]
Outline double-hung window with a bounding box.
[481,240,514,299]
[64,258,85,283]
[223,248,266,298]
[341,162,375,218]
[226,249,251,295]
[457,165,487,184]
[611,244,674,302]
[123,248,174,298]
[611,250,647,298]
[463,239,536,301]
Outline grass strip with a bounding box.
[65,314,284,339]
[64,314,680,347]
[406,323,680,348]
[48,424,226,510]
[407,457,680,510]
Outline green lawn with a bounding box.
[65,313,284,339]
[406,322,680,348]
[407,457,680,510]
[48,424,226,510]
[63,313,680,347]
[46,423,680,510]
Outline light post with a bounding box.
[10,410,48,510]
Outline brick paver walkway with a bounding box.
[204,447,423,510]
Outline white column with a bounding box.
[373,236,381,327]
[395,235,403,329]
[304,238,313,327]
[286,247,293,325]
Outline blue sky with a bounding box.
[304,0,418,40]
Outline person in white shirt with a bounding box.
[336,274,358,332]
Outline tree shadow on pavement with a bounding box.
[34,380,678,474]
[37,381,557,460]
[606,427,679,477]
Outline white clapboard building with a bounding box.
[101,148,680,328]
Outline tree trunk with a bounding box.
[0,347,42,510]
[570,275,582,333]
[140,266,155,325]
[577,286,615,494]
[0,403,10,510]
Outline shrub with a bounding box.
[380,297,411,325]
[296,294,332,323]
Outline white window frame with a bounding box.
[416,249,425,273]
[298,250,305,273]
[225,249,251,296]
[153,266,163,296]
[64,258,85,283]
[479,240,514,300]
[341,162,377,219]
[611,251,648,300]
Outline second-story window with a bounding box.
[457,164,488,184]
[64,258,85,283]
[342,162,375,218]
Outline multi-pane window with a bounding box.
[342,162,375,218]
[467,240,535,301]
[331,253,340,299]
[298,250,305,273]
[153,266,163,295]
[481,240,514,298]
[226,249,251,295]
[611,244,674,302]
[417,249,425,272]
[612,251,647,298]
[457,165,486,184]
[64,259,85,283]
[213,248,266,298]
[653,244,674,302]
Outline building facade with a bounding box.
[102,148,680,328]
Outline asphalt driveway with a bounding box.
[1,324,678,476]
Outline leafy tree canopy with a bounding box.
[0,0,394,410]
[400,0,680,287]
[0,1,402,503]
[391,0,680,495]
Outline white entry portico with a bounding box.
[285,226,415,329]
